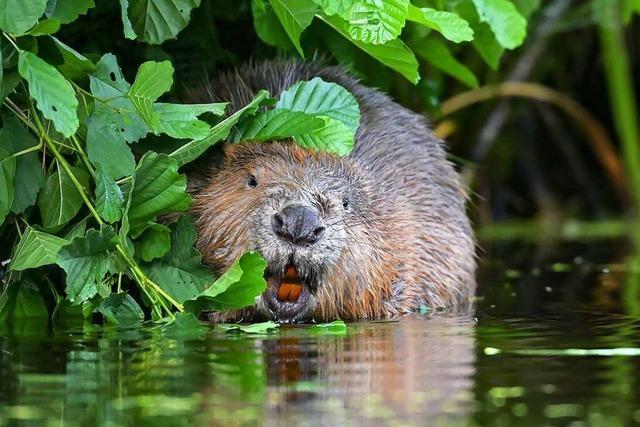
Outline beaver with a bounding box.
[186,61,476,323]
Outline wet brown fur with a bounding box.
[187,60,476,322]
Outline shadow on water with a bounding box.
[3,238,640,426]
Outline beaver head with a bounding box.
[190,141,398,323]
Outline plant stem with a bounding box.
[598,1,640,243]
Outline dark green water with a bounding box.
[2,242,640,426]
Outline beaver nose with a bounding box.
[272,204,325,245]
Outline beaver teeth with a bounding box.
[276,265,303,303]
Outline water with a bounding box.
[2,242,640,426]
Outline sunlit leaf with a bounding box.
[10,226,69,271]
[128,60,174,131]
[342,0,408,45]
[471,0,526,49]
[294,116,354,155]
[407,5,474,43]
[231,109,325,141]
[18,51,78,137]
[154,102,227,139]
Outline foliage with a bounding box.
[0,0,538,325]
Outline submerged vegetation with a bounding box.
[0,0,638,324]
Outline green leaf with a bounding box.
[51,37,95,80]
[312,0,354,16]
[154,102,228,139]
[94,166,124,223]
[127,0,202,44]
[185,251,267,313]
[276,77,360,132]
[0,0,47,34]
[26,19,60,36]
[169,90,270,166]
[98,292,144,325]
[413,36,479,88]
[269,0,318,56]
[309,319,347,334]
[118,0,136,39]
[145,216,213,303]
[252,0,295,49]
[128,60,174,131]
[124,152,191,234]
[407,5,474,43]
[231,109,325,142]
[18,51,78,137]
[10,226,69,271]
[57,226,118,304]
[0,147,16,224]
[0,118,45,214]
[455,1,503,69]
[294,116,354,155]
[513,0,540,18]
[38,165,89,230]
[341,0,408,45]
[471,0,526,49]
[219,321,279,334]
[321,14,419,83]
[135,222,171,262]
[45,0,94,24]
[0,281,48,321]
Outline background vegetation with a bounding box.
[0,0,638,325]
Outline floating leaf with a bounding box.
[38,166,89,230]
[94,165,124,223]
[58,226,118,304]
[126,0,202,44]
[407,5,473,43]
[0,0,47,35]
[269,0,318,56]
[219,321,279,334]
[10,226,69,271]
[18,51,78,137]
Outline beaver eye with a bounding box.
[342,196,349,210]
[247,175,259,188]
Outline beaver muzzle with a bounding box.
[264,263,313,322]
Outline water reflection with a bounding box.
[0,314,476,427]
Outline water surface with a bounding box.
[2,242,640,426]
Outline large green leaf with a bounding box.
[312,0,355,16]
[10,226,69,271]
[126,0,202,44]
[231,109,325,142]
[269,0,318,56]
[252,0,294,49]
[342,0,408,45]
[0,147,15,224]
[98,292,144,325]
[45,0,95,23]
[413,36,479,88]
[94,166,124,223]
[51,37,95,80]
[321,14,419,83]
[124,152,191,234]
[276,77,360,132]
[0,0,47,34]
[456,1,503,69]
[128,60,174,131]
[38,165,89,230]
[154,102,228,139]
[58,226,118,304]
[294,117,354,155]
[26,19,60,36]
[145,216,214,303]
[18,51,78,137]
[471,0,526,49]
[169,90,270,166]
[135,222,171,262]
[184,251,267,313]
[0,118,45,214]
[407,5,474,43]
